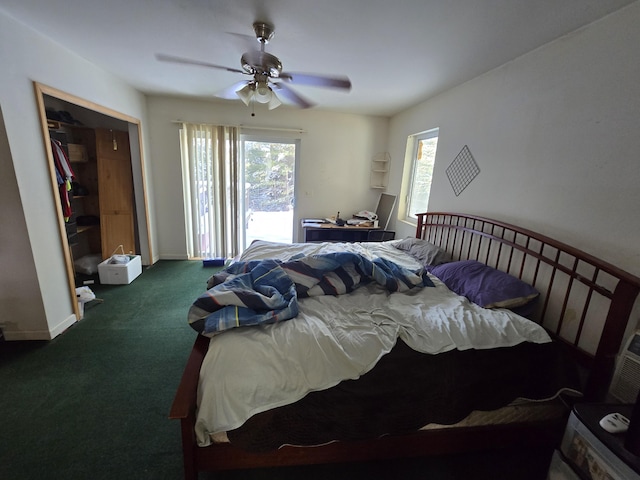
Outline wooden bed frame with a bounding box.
[170,212,640,480]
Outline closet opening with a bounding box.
[34,82,152,321]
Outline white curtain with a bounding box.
[180,123,242,259]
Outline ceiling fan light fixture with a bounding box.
[268,92,282,110]
[254,82,273,104]
[236,83,255,106]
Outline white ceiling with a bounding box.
[1,0,635,116]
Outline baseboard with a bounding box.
[48,314,78,339]
[158,254,191,260]
[1,314,77,341]
[3,329,52,341]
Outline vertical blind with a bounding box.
[180,123,242,259]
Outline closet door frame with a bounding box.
[34,81,153,321]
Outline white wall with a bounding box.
[388,2,640,278]
[0,11,152,339]
[146,96,389,258]
[0,105,46,336]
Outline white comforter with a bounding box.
[195,240,550,446]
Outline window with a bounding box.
[403,129,439,222]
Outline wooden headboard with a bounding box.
[416,212,640,401]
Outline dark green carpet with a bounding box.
[0,260,553,479]
[0,260,213,480]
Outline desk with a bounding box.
[302,221,392,243]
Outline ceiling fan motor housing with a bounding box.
[241,51,282,77]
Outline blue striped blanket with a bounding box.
[188,252,434,337]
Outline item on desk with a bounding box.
[303,218,328,224]
[346,218,373,226]
[346,219,366,226]
[599,412,630,434]
[354,210,378,222]
[335,211,346,226]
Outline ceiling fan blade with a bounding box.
[225,31,261,51]
[215,81,251,100]
[155,53,245,74]
[279,72,351,90]
[271,83,315,109]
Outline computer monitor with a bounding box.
[375,193,397,230]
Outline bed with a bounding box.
[171,212,640,480]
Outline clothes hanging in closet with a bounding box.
[51,139,75,221]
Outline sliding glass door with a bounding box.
[241,137,297,248]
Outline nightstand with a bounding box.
[548,403,640,479]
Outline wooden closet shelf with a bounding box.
[77,225,98,234]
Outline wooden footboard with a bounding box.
[171,212,640,479]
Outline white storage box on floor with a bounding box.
[98,255,142,285]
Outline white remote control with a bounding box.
[599,412,630,434]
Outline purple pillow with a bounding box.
[428,260,538,309]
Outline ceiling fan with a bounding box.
[156,22,352,110]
